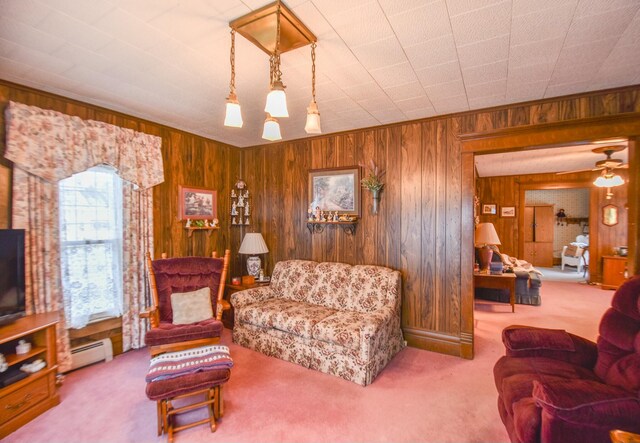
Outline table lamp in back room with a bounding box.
[238,233,269,278]
[475,223,501,273]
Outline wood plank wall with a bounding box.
[0,81,242,271]
[476,171,629,282]
[242,85,640,358]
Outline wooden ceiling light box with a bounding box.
[230,1,316,55]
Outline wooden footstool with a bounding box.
[145,346,233,443]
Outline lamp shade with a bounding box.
[594,174,624,187]
[238,233,269,255]
[475,223,501,246]
[224,100,243,127]
[264,81,289,118]
[304,101,322,134]
[262,115,282,141]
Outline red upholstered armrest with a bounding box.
[533,379,640,430]
[502,325,597,368]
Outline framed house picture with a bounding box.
[178,186,217,220]
[501,206,516,218]
[482,204,497,215]
[308,167,360,216]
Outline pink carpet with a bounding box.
[5,281,612,443]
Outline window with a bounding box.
[59,165,123,329]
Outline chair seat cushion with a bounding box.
[144,318,223,347]
[146,367,230,400]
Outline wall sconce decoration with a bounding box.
[360,160,384,215]
[602,204,618,227]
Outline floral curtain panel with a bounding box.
[4,101,164,370]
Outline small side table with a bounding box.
[223,281,270,329]
[474,272,516,312]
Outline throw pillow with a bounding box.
[503,326,575,352]
[171,287,213,325]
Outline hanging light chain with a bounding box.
[229,29,236,94]
[273,1,283,83]
[311,42,317,102]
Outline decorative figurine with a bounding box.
[185,218,192,228]
[231,189,236,198]
[245,216,250,225]
[0,353,8,373]
[244,190,249,198]
[231,201,238,215]
[237,194,245,207]
[212,218,219,228]
[204,219,210,227]
[315,206,321,220]
[232,216,238,225]
[308,208,313,221]
[245,201,250,216]
[333,211,339,222]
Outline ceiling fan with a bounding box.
[556,145,628,175]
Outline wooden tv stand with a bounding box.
[0,312,59,438]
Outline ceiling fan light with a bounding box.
[262,115,282,141]
[224,93,243,128]
[593,176,607,187]
[264,80,288,118]
[304,101,321,134]
[609,174,624,187]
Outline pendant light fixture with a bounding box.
[305,42,322,134]
[261,113,282,141]
[224,29,243,128]
[227,1,317,140]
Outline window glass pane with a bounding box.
[59,165,123,329]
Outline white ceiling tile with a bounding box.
[370,62,418,89]
[358,95,398,112]
[449,1,511,46]
[564,6,638,47]
[446,0,507,17]
[508,62,555,83]
[468,94,505,109]
[404,34,458,69]
[395,95,434,113]
[323,2,394,47]
[384,81,426,101]
[457,34,509,69]
[424,78,466,100]
[506,80,548,101]
[37,11,114,52]
[508,37,564,69]
[510,2,575,46]
[430,94,469,114]
[403,107,437,120]
[352,36,407,71]
[114,0,180,22]
[0,55,32,78]
[466,79,506,99]
[549,63,601,85]
[555,38,619,69]
[42,0,117,24]
[603,43,640,67]
[292,2,334,37]
[342,82,386,102]
[325,62,373,88]
[369,110,406,125]
[378,0,438,16]
[416,61,462,86]
[461,59,507,86]
[1,0,53,27]
[7,44,73,74]
[387,1,452,47]
[512,0,577,16]
[0,20,66,54]
[545,81,591,98]
[573,0,640,18]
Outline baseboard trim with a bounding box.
[403,327,472,358]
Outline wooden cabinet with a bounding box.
[601,256,627,290]
[0,313,59,438]
[523,205,554,267]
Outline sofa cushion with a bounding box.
[312,310,373,350]
[270,302,336,338]
[307,262,352,310]
[347,265,400,313]
[236,298,297,329]
[270,260,319,302]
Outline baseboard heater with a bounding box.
[67,338,113,372]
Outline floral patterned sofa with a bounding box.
[231,260,405,386]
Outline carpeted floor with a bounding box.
[5,280,613,443]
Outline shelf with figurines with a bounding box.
[184,218,220,237]
[306,209,358,235]
[231,178,251,226]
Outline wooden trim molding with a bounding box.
[403,327,469,358]
[460,113,640,153]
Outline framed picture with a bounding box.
[500,206,516,218]
[308,167,360,216]
[482,204,497,215]
[178,186,217,220]
[602,204,618,227]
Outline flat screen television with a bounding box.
[0,229,26,326]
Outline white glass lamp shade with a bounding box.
[224,95,243,128]
[474,223,501,247]
[239,233,269,278]
[594,174,624,187]
[305,101,322,134]
[262,115,282,141]
[264,80,289,118]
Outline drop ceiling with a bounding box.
[1,0,639,148]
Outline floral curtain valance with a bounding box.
[4,101,164,189]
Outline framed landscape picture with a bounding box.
[482,203,497,215]
[179,186,217,220]
[501,206,516,218]
[308,167,360,216]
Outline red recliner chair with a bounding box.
[494,275,640,443]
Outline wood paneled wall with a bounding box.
[0,81,242,275]
[476,171,629,282]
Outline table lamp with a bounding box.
[238,233,269,278]
[475,223,501,273]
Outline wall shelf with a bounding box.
[185,226,219,238]
[307,221,357,235]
